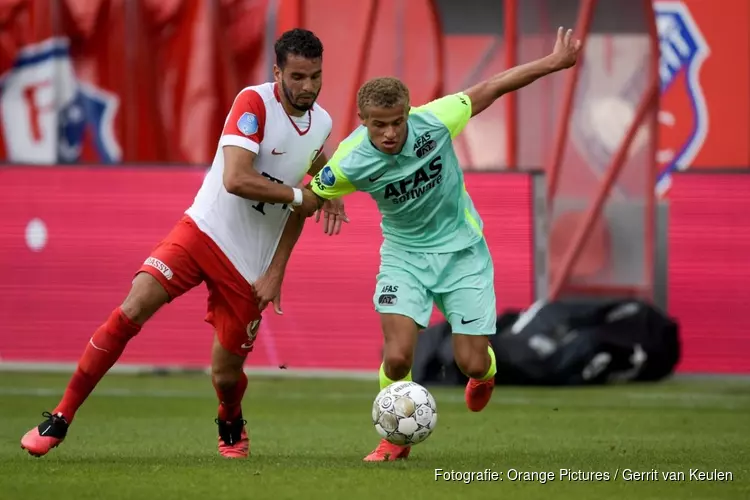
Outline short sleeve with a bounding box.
[315,126,333,163]
[219,89,267,154]
[310,156,357,199]
[414,92,472,139]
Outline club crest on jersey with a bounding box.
[413,132,436,158]
[320,165,336,186]
[237,112,259,136]
[0,37,121,164]
[654,1,710,195]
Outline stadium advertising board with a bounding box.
[0,168,534,371]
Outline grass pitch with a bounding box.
[0,372,748,500]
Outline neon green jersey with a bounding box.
[311,92,483,253]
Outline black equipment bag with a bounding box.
[411,299,681,386]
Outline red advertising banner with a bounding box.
[2,1,747,174]
[0,167,534,371]
[2,167,749,374]
[668,173,750,374]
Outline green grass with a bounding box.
[0,372,748,500]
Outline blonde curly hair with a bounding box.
[357,77,410,115]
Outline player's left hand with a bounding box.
[550,26,582,70]
[315,198,349,235]
[253,272,284,315]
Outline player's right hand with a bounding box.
[297,187,322,218]
[316,198,349,235]
[550,27,582,70]
[253,271,283,314]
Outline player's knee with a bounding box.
[121,273,169,324]
[383,350,412,380]
[453,338,490,379]
[211,365,243,392]
[455,350,489,379]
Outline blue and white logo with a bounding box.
[320,165,336,186]
[237,112,259,136]
[0,37,121,163]
[654,1,710,194]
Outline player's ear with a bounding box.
[357,110,366,125]
[272,64,282,83]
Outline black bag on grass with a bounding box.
[411,299,680,386]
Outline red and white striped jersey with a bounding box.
[186,82,332,283]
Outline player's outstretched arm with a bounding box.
[308,156,358,202]
[464,27,582,117]
[223,146,319,216]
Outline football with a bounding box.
[372,381,438,446]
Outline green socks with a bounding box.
[378,345,495,387]
[379,362,412,390]
[479,345,497,381]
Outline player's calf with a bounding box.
[211,334,249,419]
[453,335,497,412]
[20,274,169,457]
[455,352,490,379]
[54,274,167,421]
[211,333,250,457]
[453,334,494,378]
[380,312,419,382]
[212,370,248,422]
[381,352,413,382]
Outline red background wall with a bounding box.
[667,173,750,374]
[0,168,534,371]
[2,168,748,374]
[1,1,749,374]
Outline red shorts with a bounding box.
[137,215,261,356]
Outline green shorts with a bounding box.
[373,238,497,335]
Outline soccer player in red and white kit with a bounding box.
[20,29,345,459]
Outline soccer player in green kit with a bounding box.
[311,27,581,461]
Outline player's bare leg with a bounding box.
[211,334,250,458]
[20,272,169,457]
[364,313,419,462]
[453,334,497,412]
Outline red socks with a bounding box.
[52,306,247,424]
[54,307,141,421]
[215,372,248,421]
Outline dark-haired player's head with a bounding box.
[273,29,324,113]
[357,77,411,155]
